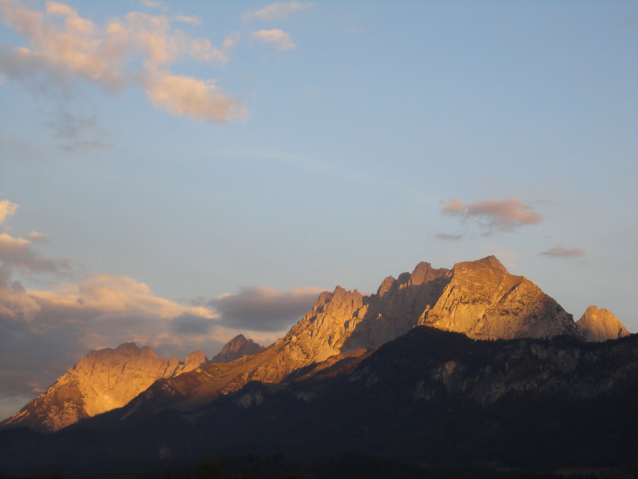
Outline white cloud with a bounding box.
[252,29,295,51]
[442,197,543,234]
[244,1,314,21]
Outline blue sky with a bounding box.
[0,0,637,419]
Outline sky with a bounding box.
[0,0,636,420]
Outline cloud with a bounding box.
[171,313,215,334]
[252,29,295,51]
[174,15,202,25]
[0,199,18,224]
[435,233,463,241]
[139,0,167,10]
[0,0,245,123]
[25,232,50,243]
[209,286,324,332]
[0,233,70,274]
[0,199,69,296]
[441,197,543,234]
[539,247,585,258]
[244,1,314,21]
[143,72,247,122]
[46,109,112,152]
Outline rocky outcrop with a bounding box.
[0,343,207,432]
[211,335,264,363]
[576,305,630,342]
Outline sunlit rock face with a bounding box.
[420,256,581,340]
[174,256,585,401]
[210,334,264,363]
[576,305,630,342]
[0,343,207,432]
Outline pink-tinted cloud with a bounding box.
[441,197,543,233]
[25,232,51,243]
[243,1,314,21]
[0,199,18,224]
[143,72,246,122]
[539,247,585,258]
[252,29,295,51]
[0,0,244,122]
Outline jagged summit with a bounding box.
[0,344,207,432]
[4,256,621,435]
[210,334,264,363]
[111,256,587,416]
[576,305,630,342]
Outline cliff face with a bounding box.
[0,343,207,432]
[210,334,264,363]
[576,305,630,342]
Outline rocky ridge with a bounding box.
[576,305,630,342]
[96,256,607,425]
[0,343,207,432]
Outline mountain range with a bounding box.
[0,256,634,478]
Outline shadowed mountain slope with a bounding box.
[2,327,638,479]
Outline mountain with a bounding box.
[210,334,264,363]
[2,327,637,479]
[2,256,623,436]
[576,305,630,342]
[0,343,207,433]
[75,256,588,427]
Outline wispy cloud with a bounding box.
[539,247,585,258]
[25,232,51,243]
[0,0,245,123]
[139,0,167,11]
[244,1,314,21]
[174,14,202,25]
[46,109,112,152]
[442,197,543,234]
[252,29,296,51]
[0,199,18,225]
[209,285,325,332]
[435,233,463,241]
[0,200,69,283]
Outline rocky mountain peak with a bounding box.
[422,256,580,340]
[576,305,630,342]
[1,344,207,432]
[409,262,450,286]
[210,335,264,364]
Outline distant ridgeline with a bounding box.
[0,256,634,479]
